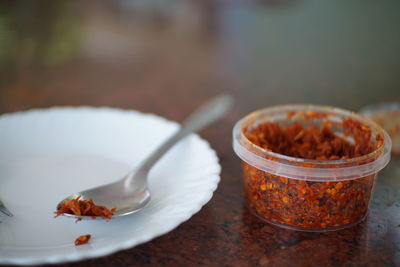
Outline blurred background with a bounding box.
[0,0,399,117]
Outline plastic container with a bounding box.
[233,105,391,232]
[360,102,400,155]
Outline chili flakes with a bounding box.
[55,196,116,220]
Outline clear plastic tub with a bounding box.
[233,105,391,232]
[360,102,400,155]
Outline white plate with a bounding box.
[0,107,221,265]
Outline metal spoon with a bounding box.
[0,199,13,217]
[58,95,233,220]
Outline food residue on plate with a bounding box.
[75,234,91,246]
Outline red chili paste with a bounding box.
[55,196,116,221]
[75,234,91,246]
[242,113,381,230]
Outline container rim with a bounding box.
[232,104,392,181]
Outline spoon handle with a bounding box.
[0,200,13,217]
[139,94,233,172]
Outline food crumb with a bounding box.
[75,234,91,246]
